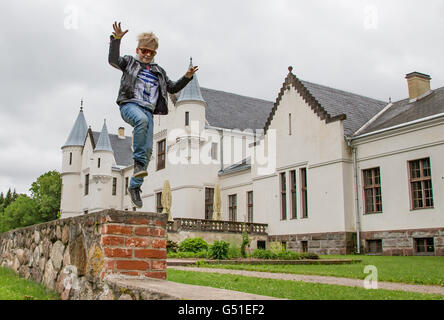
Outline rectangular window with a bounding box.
[185,111,190,126]
[289,113,292,135]
[157,139,166,170]
[229,194,237,222]
[112,177,117,196]
[366,239,382,254]
[280,172,287,220]
[98,158,101,168]
[414,238,435,255]
[363,167,382,214]
[290,170,297,219]
[69,152,72,165]
[301,241,308,253]
[211,142,218,160]
[205,187,214,220]
[409,158,434,210]
[125,177,129,195]
[257,240,266,250]
[84,174,89,196]
[300,168,308,218]
[247,191,253,223]
[156,192,163,214]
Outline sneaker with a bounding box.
[128,187,143,208]
[133,161,148,178]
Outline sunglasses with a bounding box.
[138,48,156,55]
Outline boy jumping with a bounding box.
[108,22,198,208]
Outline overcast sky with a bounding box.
[0,0,443,195]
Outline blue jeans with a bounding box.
[119,102,153,189]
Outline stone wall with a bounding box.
[0,210,167,300]
[361,228,444,256]
[269,232,357,255]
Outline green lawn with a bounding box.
[167,269,444,300]
[0,267,59,300]
[194,255,444,286]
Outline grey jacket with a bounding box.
[108,35,192,115]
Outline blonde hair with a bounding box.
[138,32,159,51]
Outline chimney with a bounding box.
[118,127,125,139]
[405,72,431,100]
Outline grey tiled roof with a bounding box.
[63,110,88,148]
[219,157,251,176]
[92,132,133,167]
[357,87,444,135]
[300,80,388,137]
[201,87,274,131]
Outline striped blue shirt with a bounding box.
[125,66,159,110]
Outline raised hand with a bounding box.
[185,66,199,79]
[112,21,129,38]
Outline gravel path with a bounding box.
[169,266,444,296]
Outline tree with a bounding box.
[0,171,62,232]
[30,170,62,222]
[1,195,39,232]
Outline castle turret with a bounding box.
[92,119,114,178]
[176,57,207,134]
[61,105,88,218]
[90,120,115,211]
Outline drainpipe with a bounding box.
[219,129,224,172]
[347,138,361,254]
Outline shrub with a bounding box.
[269,242,285,253]
[228,244,242,259]
[178,237,209,253]
[277,250,300,260]
[240,226,250,258]
[252,249,303,260]
[300,252,319,260]
[209,241,230,260]
[251,249,277,259]
[167,240,179,253]
[167,251,209,259]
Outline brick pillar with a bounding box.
[99,210,167,280]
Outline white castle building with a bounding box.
[60,64,444,256]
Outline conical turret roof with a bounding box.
[94,120,113,152]
[62,107,88,148]
[177,58,205,104]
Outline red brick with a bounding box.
[135,227,150,236]
[154,220,166,227]
[152,239,166,249]
[144,272,166,280]
[151,260,166,270]
[105,260,116,270]
[116,260,150,271]
[102,225,133,235]
[134,249,167,259]
[101,236,125,246]
[127,217,149,225]
[104,248,132,258]
[151,228,166,237]
[126,237,151,248]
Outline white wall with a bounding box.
[251,86,353,235]
[354,118,444,232]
